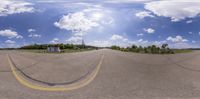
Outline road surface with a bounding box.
[1,49,200,99]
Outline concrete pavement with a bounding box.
[1,49,200,99]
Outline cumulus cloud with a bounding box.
[101,16,114,25]
[135,11,154,19]
[16,35,23,39]
[136,33,144,36]
[145,0,200,22]
[50,38,59,44]
[143,28,155,34]
[66,36,82,44]
[0,29,18,38]
[27,29,41,38]
[152,40,167,46]
[37,0,153,3]
[110,34,125,41]
[110,34,128,42]
[138,39,144,42]
[0,29,23,39]
[91,34,167,47]
[137,39,149,44]
[192,40,196,43]
[168,42,198,49]
[188,32,193,34]
[28,33,41,38]
[54,12,99,36]
[88,34,130,47]
[127,39,149,47]
[0,0,34,16]
[103,0,153,3]
[88,38,170,48]
[28,29,36,32]
[167,35,188,43]
[186,20,193,24]
[4,40,17,48]
[88,40,112,47]
[5,40,15,44]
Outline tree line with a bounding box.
[111,44,175,54]
[20,44,98,50]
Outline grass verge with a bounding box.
[173,49,193,53]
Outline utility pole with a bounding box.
[82,39,85,48]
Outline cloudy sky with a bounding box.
[0,0,200,48]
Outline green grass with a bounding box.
[173,49,193,53]
[18,49,46,53]
[62,49,94,53]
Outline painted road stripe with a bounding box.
[7,54,104,91]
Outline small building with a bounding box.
[47,46,61,53]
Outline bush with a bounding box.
[110,43,174,54]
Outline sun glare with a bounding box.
[91,12,103,21]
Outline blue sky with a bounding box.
[0,0,200,48]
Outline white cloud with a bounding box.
[27,29,41,38]
[28,29,36,32]
[66,36,82,44]
[135,11,154,19]
[16,35,23,39]
[145,0,200,22]
[88,39,131,47]
[138,39,143,42]
[137,39,148,44]
[87,36,196,48]
[186,20,193,24]
[88,34,130,47]
[50,38,59,44]
[28,33,41,38]
[128,39,149,47]
[192,40,196,43]
[5,40,15,44]
[136,33,144,36]
[101,16,114,25]
[0,0,34,16]
[168,42,198,49]
[55,8,114,37]
[143,28,155,34]
[54,12,99,36]
[0,29,23,39]
[88,40,112,47]
[188,32,193,34]
[103,0,153,3]
[167,35,188,43]
[0,29,17,38]
[152,40,167,46]
[4,40,17,48]
[37,0,153,3]
[110,34,123,40]
[110,34,127,41]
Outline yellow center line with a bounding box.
[7,54,104,91]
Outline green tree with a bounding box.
[131,45,137,49]
[161,44,169,54]
[162,44,168,49]
[111,45,120,50]
[151,45,157,54]
[156,47,160,54]
[144,47,148,53]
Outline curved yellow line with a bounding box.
[7,54,104,91]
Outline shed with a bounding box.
[47,46,61,53]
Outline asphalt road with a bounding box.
[1,49,200,99]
